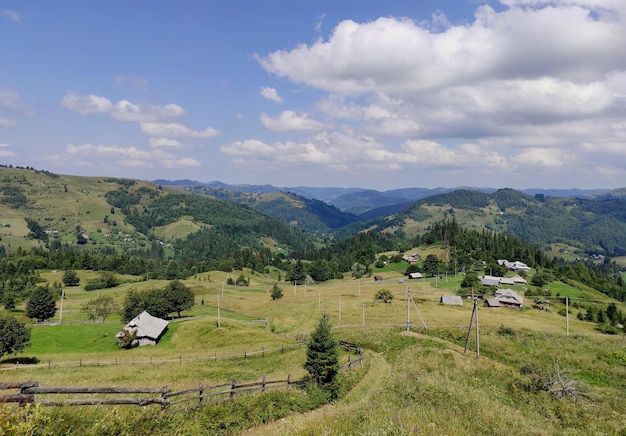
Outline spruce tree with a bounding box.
[304,313,339,389]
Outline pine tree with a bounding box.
[304,313,339,389]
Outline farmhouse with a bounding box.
[402,253,419,264]
[481,274,527,287]
[480,275,501,287]
[498,259,531,272]
[440,295,463,306]
[494,289,524,310]
[408,272,423,279]
[116,311,169,347]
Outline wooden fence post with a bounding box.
[261,374,266,392]
[230,379,236,399]
[198,383,203,406]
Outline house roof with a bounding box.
[495,289,523,306]
[499,277,515,286]
[408,272,423,279]
[117,311,169,340]
[511,274,527,284]
[485,298,501,307]
[440,295,463,306]
[480,275,501,286]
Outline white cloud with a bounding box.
[1,9,25,24]
[161,157,201,168]
[249,1,626,186]
[260,111,331,132]
[61,143,201,170]
[61,93,185,122]
[0,143,16,157]
[140,122,219,138]
[0,117,16,128]
[259,87,283,103]
[113,74,149,89]
[149,137,184,148]
[0,89,20,110]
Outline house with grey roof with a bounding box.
[480,275,501,287]
[116,311,169,347]
[494,289,524,310]
[440,295,464,306]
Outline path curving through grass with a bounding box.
[241,350,391,435]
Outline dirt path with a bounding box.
[240,350,391,435]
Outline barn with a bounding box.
[116,311,169,347]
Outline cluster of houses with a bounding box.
[440,259,530,310]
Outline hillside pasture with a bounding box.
[1,267,625,434]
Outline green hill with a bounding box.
[359,188,626,257]
[0,166,317,259]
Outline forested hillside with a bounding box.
[360,188,626,257]
[182,185,359,233]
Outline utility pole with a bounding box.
[217,294,221,330]
[339,295,342,322]
[406,288,411,331]
[566,296,569,336]
[59,288,65,325]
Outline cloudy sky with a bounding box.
[1,0,626,190]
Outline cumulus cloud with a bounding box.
[140,122,219,138]
[61,93,185,122]
[62,143,201,169]
[149,137,184,148]
[260,111,332,132]
[249,1,626,185]
[259,87,283,103]
[0,143,16,157]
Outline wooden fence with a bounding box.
[0,341,364,410]
[0,343,304,372]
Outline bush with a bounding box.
[270,283,283,300]
[375,289,394,303]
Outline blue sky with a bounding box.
[1,0,626,190]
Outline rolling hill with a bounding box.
[0,166,317,259]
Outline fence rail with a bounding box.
[0,340,365,410]
[0,343,304,372]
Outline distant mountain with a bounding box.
[152,179,612,214]
[358,188,626,256]
[182,186,359,234]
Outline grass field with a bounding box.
[1,267,625,434]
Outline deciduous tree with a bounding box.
[163,280,194,317]
[26,286,57,322]
[0,315,31,359]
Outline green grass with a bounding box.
[1,266,625,434]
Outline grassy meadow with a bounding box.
[1,265,625,434]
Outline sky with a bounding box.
[1,0,626,191]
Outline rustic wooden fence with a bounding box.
[0,341,364,410]
[0,343,304,372]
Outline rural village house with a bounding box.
[116,311,169,347]
[485,288,524,310]
[440,295,464,306]
[497,259,531,272]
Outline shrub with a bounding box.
[375,289,394,303]
[270,283,283,300]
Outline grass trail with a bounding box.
[241,350,390,435]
